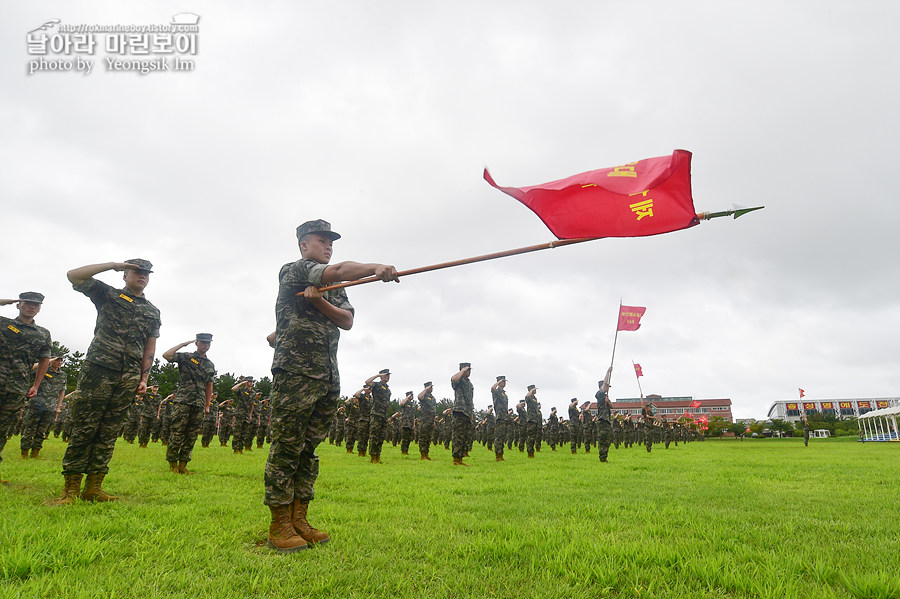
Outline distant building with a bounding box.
[766,398,899,423]
[588,394,733,423]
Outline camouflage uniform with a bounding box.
[547,411,559,449]
[138,389,160,445]
[200,396,218,447]
[355,391,371,456]
[217,401,233,445]
[232,386,255,452]
[568,402,581,452]
[399,396,416,454]
[62,278,161,477]
[167,351,216,465]
[516,403,527,452]
[122,395,141,443]
[451,375,474,460]
[53,396,68,438]
[0,314,52,464]
[264,257,353,506]
[417,391,436,456]
[491,386,509,458]
[367,380,391,458]
[20,366,66,453]
[343,397,358,451]
[525,393,541,454]
[595,389,612,461]
[256,400,269,447]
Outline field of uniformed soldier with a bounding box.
[163,334,216,474]
[416,382,436,460]
[20,356,66,459]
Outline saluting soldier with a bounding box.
[262,219,397,552]
[59,260,160,503]
[355,384,372,457]
[524,385,540,458]
[231,377,255,454]
[364,369,391,463]
[568,398,581,454]
[491,376,509,462]
[450,362,474,466]
[343,395,358,453]
[20,356,66,459]
[416,382,436,460]
[163,334,216,474]
[547,407,559,451]
[200,391,218,448]
[399,390,416,455]
[0,292,52,484]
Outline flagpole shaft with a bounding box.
[609,301,621,370]
[311,237,597,294]
[632,361,644,399]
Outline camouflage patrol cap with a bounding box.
[196,333,213,342]
[496,375,506,382]
[527,384,536,391]
[124,258,153,272]
[296,220,341,241]
[423,381,432,387]
[18,291,44,304]
[459,362,471,370]
[379,368,390,375]
[406,391,413,396]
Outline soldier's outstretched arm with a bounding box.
[67,262,138,285]
[321,262,399,285]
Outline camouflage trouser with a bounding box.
[62,362,141,476]
[264,372,339,506]
[53,412,67,437]
[166,403,204,463]
[218,418,232,445]
[356,418,370,454]
[536,427,542,451]
[344,419,356,451]
[570,423,582,451]
[517,424,526,452]
[138,414,156,445]
[20,408,54,452]
[332,420,343,446]
[494,419,508,456]
[123,407,141,442]
[526,421,539,453]
[368,415,387,457]
[200,415,216,446]
[256,422,268,446]
[451,411,471,459]
[597,420,612,461]
[485,424,494,450]
[418,419,433,454]
[0,389,26,463]
[399,426,414,453]
[233,414,253,451]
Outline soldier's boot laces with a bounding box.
[52,474,83,505]
[292,500,330,545]
[80,473,119,502]
[178,461,193,475]
[267,504,308,553]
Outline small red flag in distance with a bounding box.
[799,388,805,398]
[689,399,701,409]
[484,150,699,240]
[617,306,646,331]
[633,363,643,377]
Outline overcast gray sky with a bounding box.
[3,1,898,419]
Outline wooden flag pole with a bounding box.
[609,300,621,371]
[632,360,645,401]
[311,237,597,294]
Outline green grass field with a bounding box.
[2,436,898,599]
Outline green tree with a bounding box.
[254,375,272,398]
[215,372,238,402]
[436,398,453,414]
[150,359,180,397]
[705,416,730,437]
[60,350,84,392]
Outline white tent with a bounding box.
[858,406,900,442]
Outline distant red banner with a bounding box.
[876,401,889,408]
[689,399,701,408]
[786,403,798,410]
[803,403,815,410]
[617,305,647,331]
[821,402,834,409]
[859,401,871,408]
[839,402,852,409]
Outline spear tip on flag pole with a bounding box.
[696,205,765,221]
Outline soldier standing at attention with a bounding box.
[200,391,218,448]
[263,219,398,553]
[59,260,160,503]
[343,395,358,453]
[217,398,233,446]
[595,367,613,462]
[515,399,527,453]
[256,397,269,448]
[231,377,255,454]
[491,376,509,462]
[0,292,52,484]
[450,363,474,466]
[162,334,216,474]
[399,390,416,455]
[484,405,496,452]
[524,385,540,458]
[568,398,581,454]
[364,369,391,463]
[20,356,66,459]
[416,382,436,460]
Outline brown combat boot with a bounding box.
[30,448,46,460]
[267,504,308,553]
[21,449,29,459]
[527,451,535,458]
[169,461,179,473]
[140,442,148,448]
[358,450,366,457]
[257,442,263,449]
[401,450,408,455]
[571,449,576,454]
[292,500,330,545]
[496,455,504,462]
[453,456,469,467]
[245,445,252,452]
[80,473,119,502]
[234,449,243,454]
[178,461,193,475]
[52,474,83,505]
[200,442,208,448]
[346,446,353,453]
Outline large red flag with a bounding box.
[484,150,699,240]
[617,305,646,331]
